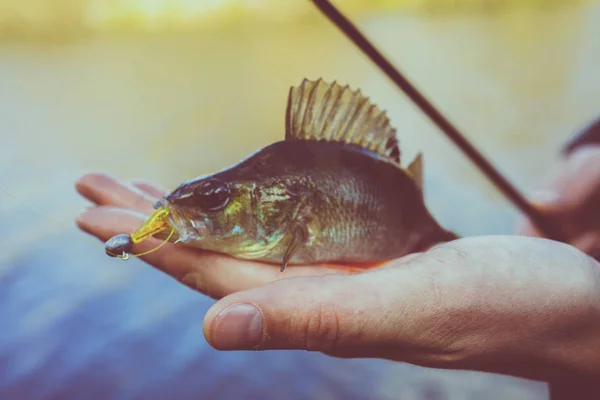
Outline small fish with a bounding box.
[117,79,459,270]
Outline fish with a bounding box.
[117,78,459,271]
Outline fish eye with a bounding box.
[194,178,230,211]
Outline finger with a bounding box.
[202,264,425,353]
[75,173,158,214]
[76,206,351,299]
[515,146,600,237]
[572,232,600,261]
[549,146,600,209]
[514,208,555,238]
[131,179,168,199]
[562,117,600,156]
[531,146,600,210]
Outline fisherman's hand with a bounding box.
[75,173,354,299]
[200,236,600,382]
[76,174,600,381]
[517,145,600,258]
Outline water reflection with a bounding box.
[1,3,599,399]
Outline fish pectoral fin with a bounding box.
[281,224,305,272]
[280,202,317,272]
[285,78,401,166]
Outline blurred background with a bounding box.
[1,0,599,398]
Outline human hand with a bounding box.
[75,174,600,382]
[75,173,357,300]
[201,236,600,382]
[516,145,600,258]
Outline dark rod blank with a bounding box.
[309,0,565,241]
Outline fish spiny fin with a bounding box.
[285,78,401,165]
[407,152,423,190]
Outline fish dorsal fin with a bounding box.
[407,152,423,190]
[285,78,401,165]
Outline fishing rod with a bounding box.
[309,0,566,242]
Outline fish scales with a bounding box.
[217,140,438,263]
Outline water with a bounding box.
[1,3,599,399]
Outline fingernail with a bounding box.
[79,205,94,215]
[211,304,263,350]
[76,208,91,222]
[77,206,97,220]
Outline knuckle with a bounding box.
[291,301,342,352]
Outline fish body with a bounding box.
[134,79,458,270]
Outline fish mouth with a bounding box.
[155,198,208,243]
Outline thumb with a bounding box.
[202,268,425,353]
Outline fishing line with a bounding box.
[0,186,174,260]
[309,0,566,242]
